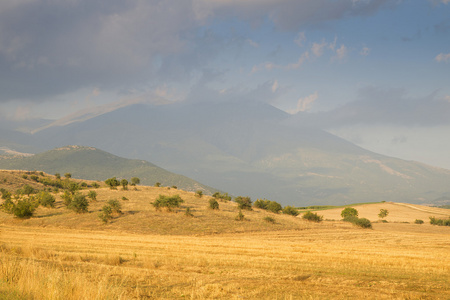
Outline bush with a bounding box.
[68,193,89,213]
[254,199,282,214]
[185,207,194,217]
[131,177,140,186]
[195,190,203,198]
[378,209,389,219]
[429,216,450,226]
[99,205,113,224]
[37,191,55,208]
[1,198,15,214]
[354,218,372,229]
[108,199,122,214]
[61,191,72,207]
[152,194,184,212]
[414,219,424,224]
[105,177,120,189]
[13,199,35,219]
[92,182,100,188]
[282,206,299,216]
[209,199,219,210]
[235,209,245,221]
[235,196,252,210]
[87,190,97,201]
[212,192,231,202]
[302,211,323,222]
[341,207,358,219]
[121,179,128,190]
[155,182,161,187]
[343,215,372,229]
[264,216,276,224]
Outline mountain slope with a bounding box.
[0,145,218,194]
[6,100,450,206]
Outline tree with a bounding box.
[341,207,358,219]
[87,190,97,201]
[235,196,252,210]
[195,190,203,198]
[105,177,120,189]
[152,194,184,212]
[209,199,219,210]
[13,199,36,219]
[68,193,89,213]
[64,173,72,179]
[121,179,129,190]
[282,206,299,216]
[55,173,61,179]
[378,209,389,219]
[154,182,161,187]
[131,177,140,186]
[37,191,55,208]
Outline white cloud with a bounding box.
[360,46,370,56]
[246,39,259,47]
[287,52,310,69]
[294,31,306,47]
[333,44,348,61]
[435,53,450,63]
[311,41,327,57]
[288,92,318,114]
[271,80,279,92]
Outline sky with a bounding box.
[0,0,450,168]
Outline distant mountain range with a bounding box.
[1,100,450,206]
[0,145,219,194]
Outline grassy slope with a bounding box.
[0,170,449,299]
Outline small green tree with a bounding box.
[37,191,56,208]
[341,207,358,219]
[209,199,219,210]
[152,195,184,212]
[267,201,282,214]
[92,182,100,188]
[99,205,113,224]
[105,177,120,189]
[55,173,61,179]
[282,206,299,216]
[378,209,389,219]
[195,190,203,198]
[121,179,129,190]
[302,211,323,222]
[61,190,72,207]
[64,173,72,179]
[87,190,97,201]
[13,199,35,219]
[68,193,89,213]
[235,209,245,221]
[154,182,161,187]
[108,199,122,214]
[235,196,252,210]
[131,177,140,186]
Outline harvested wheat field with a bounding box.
[0,171,449,299]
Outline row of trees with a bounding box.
[105,177,140,190]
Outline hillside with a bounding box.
[3,101,450,206]
[0,146,219,195]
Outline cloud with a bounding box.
[311,41,327,57]
[435,53,450,63]
[287,92,318,114]
[333,44,348,61]
[294,32,306,47]
[318,87,450,127]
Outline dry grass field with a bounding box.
[0,170,449,299]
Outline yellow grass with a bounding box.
[1,223,449,299]
[0,171,449,299]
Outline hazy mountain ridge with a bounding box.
[2,100,450,206]
[0,145,219,194]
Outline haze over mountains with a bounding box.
[2,100,450,206]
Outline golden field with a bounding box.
[0,170,449,299]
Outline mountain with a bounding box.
[3,100,450,206]
[0,145,219,194]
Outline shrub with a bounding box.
[30,175,39,182]
[302,211,323,222]
[195,190,203,198]
[61,191,72,207]
[341,207,358,219]
[13,199,35,219]
[105,177,120,189]
[264,216,276,224]
[131,177,140,186]
[185,207,194,217]
[80,182,88,188]
[282,206,299,216]
[171,186,177,189]
[354,218,372,229]
[235,196,252,210]
[87,190,97,201]
[17,184,35,196]
[55,173,61,179]
[378,209,389,219]
[99,205,113,224]
[22,174,28,179]
[209,199,219,210]
[64,173,72,179]
[1,198,15,214]
[37,191,55,208]
[122,196,128,201]
[108,199,122,214]
[154,182,161,187]
[121,179,128,190]
[235,209,245,221]
[212,192,231,201]
[254,199,282,214]
[152,194,184,212]
[68,193,89,213]
[415,219,424,224]
[429,216,450,226]
[92,182,100,188]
